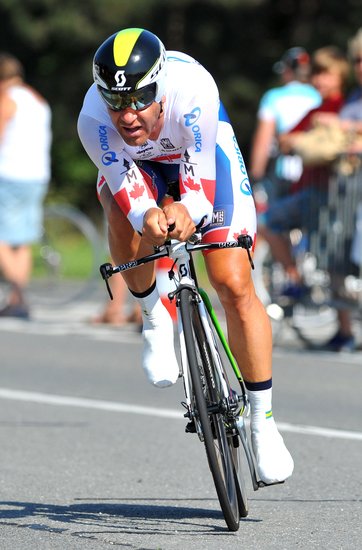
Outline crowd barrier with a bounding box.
[307,154,362,302]
[257,153,362,307]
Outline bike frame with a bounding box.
[168,241,236,434]
[168,241,263,491]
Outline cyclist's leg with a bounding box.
[202,120,293,484]
[205,245,293,483]
[99,172,179,388]
[204,119,272,385]
[205,245,272,382]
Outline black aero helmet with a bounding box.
[93,28,167,111]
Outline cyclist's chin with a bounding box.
[120,127,148,147]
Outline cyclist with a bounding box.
[78,28,294,484]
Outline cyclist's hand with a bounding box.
[142,207,169,246]
[163,203,196,241]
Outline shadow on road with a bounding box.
[0,499,261,537]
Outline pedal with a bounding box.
[257,480,285,488]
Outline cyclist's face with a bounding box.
[107,98,165,147]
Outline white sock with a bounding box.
[248,387,294,483]
[133,284,179,388]
[136,283,163,325]
[248,388,275,434]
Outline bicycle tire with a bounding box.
[28,204,104,307]
[180,287,240,531]
[200,290,248,518]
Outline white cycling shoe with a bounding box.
[251,421,294,484]
[141,305,179,388]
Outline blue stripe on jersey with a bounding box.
[214,143,234,226]
[219,101,231,124]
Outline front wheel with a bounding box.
[180,288,241,531]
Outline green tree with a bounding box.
[0,0,157,218]
[2,0,362,218]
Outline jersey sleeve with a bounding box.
[77,93,159,235]
[176,70,219,227]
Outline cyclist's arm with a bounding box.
[78,102,160,235]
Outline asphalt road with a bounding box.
[0,298,361,549]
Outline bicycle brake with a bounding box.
[100,262,114,300]
[237,234,255,269]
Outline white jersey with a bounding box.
[78,51,256,241]
[0,85,52,182]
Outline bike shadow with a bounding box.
[0,500,260,535]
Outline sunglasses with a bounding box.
[97,83,157,112]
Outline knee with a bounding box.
[211,271,256,312]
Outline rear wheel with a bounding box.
[180,288,243,531]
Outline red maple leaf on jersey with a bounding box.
[184,176,201,192]
[233,228,249,241]
[129,182,145,201]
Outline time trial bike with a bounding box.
[100,229,283,531]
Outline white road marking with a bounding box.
[0,387,361,441]
[276,421,362,441]
[0,388,182,419]
[0,318,142,343]
[1,317,362,366]
[273,348,362,365]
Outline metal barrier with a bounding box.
[306,155,362,304]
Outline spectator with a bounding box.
[311,29,362,141]
[249,47,321,205]
[258,46,353,351]
[325,27,362,350]
[339,27,362,122]
[258,46,348,276]
[0,53,52,318]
